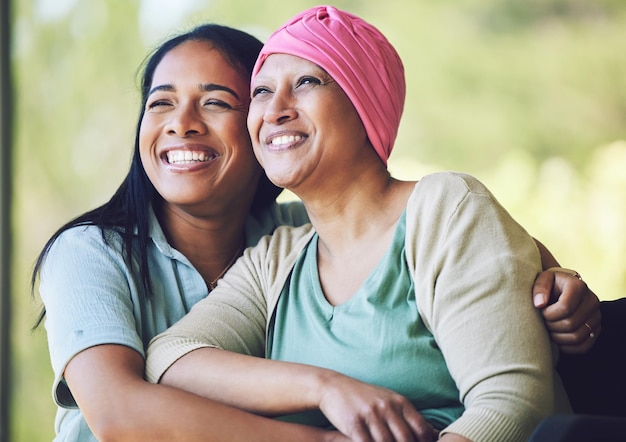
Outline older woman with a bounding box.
[146,6,577,442]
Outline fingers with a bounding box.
[548,306,602,355]
[402,406,438,442]
[348,400,437,442]
[373,404,436,442]
[540,271,592,322]
[319,373,436,442]
[534,267,602,354]
[327,396,435,441]
[346,419,376,442]
[361,408,394,442]
[537,268,602,354]
[544,285,600,330]
[533,271,556,308]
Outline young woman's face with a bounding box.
[247,54,367,193]
[140,40,261,214]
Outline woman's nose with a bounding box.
[165,103,207,136]
[263,90,297,125]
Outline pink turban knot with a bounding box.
[252,5,406,166]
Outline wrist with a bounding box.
[310,368,343,410]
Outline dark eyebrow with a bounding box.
[147,84,174,97]
[147,83,240,100]
[201,83,240,100]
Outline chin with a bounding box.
[268,179,289,189]
[264,172,288,188]
[264,164,303,190]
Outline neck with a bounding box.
[302,169,416,307]
[156,202,249,287]
[299,167,411,250]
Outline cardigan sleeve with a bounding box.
[145,224,314,383]
[405,172,553,442]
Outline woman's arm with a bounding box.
[147,228,437,442]
[41,228,343,441]
[406,174,555,442]
[65,344,344,442]
[156,344,436,442]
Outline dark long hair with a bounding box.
[31,24,280,327]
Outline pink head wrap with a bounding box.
[252,5,406,166]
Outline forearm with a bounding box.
[90,382,337,442]
[160,347,334,416]
[160,347,439,441]
[67,345,339,442]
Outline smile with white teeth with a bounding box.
[166,150,215,165]
[270,135,303,146]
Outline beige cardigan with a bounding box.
[147,172,567,442]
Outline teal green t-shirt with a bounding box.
[268,211,464,430]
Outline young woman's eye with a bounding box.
[147,99,172,110]
[204,99,232,110]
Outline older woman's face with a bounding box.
[140,40,261,214]
[247,54,367,192]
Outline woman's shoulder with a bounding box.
[38,225,133,295]
[47,224,126,260]
[408,172,496,207]
[240,222,314,281]
[252,223,315,256]
[415,171,491,194]
[55,223,122,242]
[405,171,503,230]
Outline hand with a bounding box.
[533,268,601,354]
[318,372,438,442]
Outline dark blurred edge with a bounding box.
[0,0,13,440]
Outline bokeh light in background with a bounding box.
[9,0,626,440]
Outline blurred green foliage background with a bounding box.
[8,0,626,440]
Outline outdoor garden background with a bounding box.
[9,0,626,439]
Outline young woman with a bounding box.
[33,24,344,442]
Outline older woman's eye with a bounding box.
[251,86,272,98]
[297,76,321,87]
